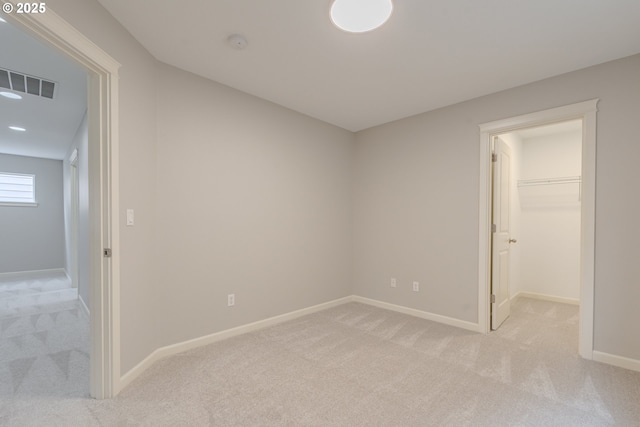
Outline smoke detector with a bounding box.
[227,34,248,50]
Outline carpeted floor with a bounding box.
[1,284,639,426]
[0,270,89,401]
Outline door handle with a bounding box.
[509,239,517,243]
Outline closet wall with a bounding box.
[503,125,582,302]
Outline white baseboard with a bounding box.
[352,295,481,333]
[593,351,640,373]
[79,294,90,319]
[0,268,67,279]
[118,295,353,392]
[119,294,486,393]
[512,291,579,306]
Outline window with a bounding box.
[0,172,37,206]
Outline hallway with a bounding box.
[0,270,89,398]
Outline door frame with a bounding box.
[4,5,122,398]
[478,99,598,360]
[69,148,79,290]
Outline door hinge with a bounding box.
[492,223,496,233]
[103,248,112,258]
[492,152,497,162]
[491,294,496,303]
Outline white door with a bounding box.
[491,137,512,330]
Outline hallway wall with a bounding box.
[63,112,91,309]
[0,154,65,274]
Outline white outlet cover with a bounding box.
[413,281,419,291]
[391,278,397,287]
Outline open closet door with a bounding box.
[491,137,512,330]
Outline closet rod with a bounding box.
[517,176,581,187]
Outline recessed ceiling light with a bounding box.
[0,91,22,100]
[330,0,393,33]
[9,126,26,132]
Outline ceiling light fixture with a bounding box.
[9,126,26,132]
[330,0,393,33]
[0,91,22,100]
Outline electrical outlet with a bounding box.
[227,294,235,307]
[390,277,397,288]
[413,281,419,292]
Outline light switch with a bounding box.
[126,209,134,226]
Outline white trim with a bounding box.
[478,100,599,133]
[478,99,598,361]
[119,296,353,391]
[119,295,483,391]
[511,291,579,306]
[4,5,121,398]
[0,268,67,279]
[593,351,640,373]
[69,148,79,164]
[0,202,38,207]
[353,296,481,332]
[79,294,90,318]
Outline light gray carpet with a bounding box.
[0,271,89,402]
[1,292,639,426]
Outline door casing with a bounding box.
[70,149,79,290]
[4,5,122,398]
[478,100,598,360]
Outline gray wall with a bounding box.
[353,54,640,361]
[47,0,159,374]
[0,154,65,273]
[155,63,354,347]
[63,112,90,308]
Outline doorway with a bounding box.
[478,100,598,360]
[490,120,583,331]
[6,10,121,397]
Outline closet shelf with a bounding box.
[517,176,581,187]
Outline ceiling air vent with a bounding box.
[0,68,56,99]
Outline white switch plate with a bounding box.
[390,277,397,288]
[126,209,134,226]
[227,294,235,307]
[413,281,419,292]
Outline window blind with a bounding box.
[0,172,35,203]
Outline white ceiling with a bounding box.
[0,19,87,160]
[96,0,640,132]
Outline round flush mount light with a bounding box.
[9,126,26,132]
[330,0,393,33]
[0,91,22,100]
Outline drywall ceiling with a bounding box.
[0,19,87,160]
[96,0,640,132]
